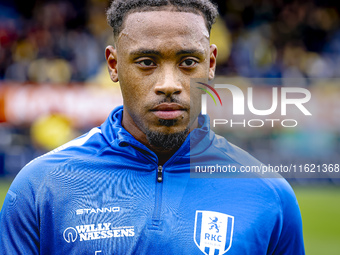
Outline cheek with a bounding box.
[118,70,141,101]
[121,85,142,108]
[119,79,152,113]
[191,90,203,110]
[123,77,152,97]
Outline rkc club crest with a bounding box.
[194,210,234,255]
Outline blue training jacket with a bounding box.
[0,106,304,254]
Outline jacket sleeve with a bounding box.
[0,168,40,254]
[268,178,305,255]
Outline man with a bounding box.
[0,0,305,254]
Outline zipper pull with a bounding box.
[157,165,163,183]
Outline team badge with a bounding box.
[194,210,234,255]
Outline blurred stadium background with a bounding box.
[0,0,339,254]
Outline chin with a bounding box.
[157,119,190,132]
[145,125,190,150]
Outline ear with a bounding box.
[105,45,119,82]
[209,44,218,80]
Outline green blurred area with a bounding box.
[0,179,339,254]
[292,185,340,255]
[0,179,12,209]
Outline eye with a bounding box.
[137,59,156,67]
[180,59,198,67]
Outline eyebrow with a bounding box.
[129,48,205,57]
[130,49,162,57]
[176,49,205,56]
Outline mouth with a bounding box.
[151,103,186,120]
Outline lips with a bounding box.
[151,103,186,120]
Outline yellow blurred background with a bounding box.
[0,0,340,254]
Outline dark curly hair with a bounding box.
[107,0,218,39]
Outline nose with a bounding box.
[154,66,182,97]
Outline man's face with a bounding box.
[106,10,217,147]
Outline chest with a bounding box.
[38,168,279,255]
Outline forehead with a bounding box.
[116,11,210,53]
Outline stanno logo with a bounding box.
[76,207,120,215]
[194,210,234,255]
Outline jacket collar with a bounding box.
[101,106,215,163]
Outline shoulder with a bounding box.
[206,134,296,201]
[10,127,110,193]
[211,134,263,166]
[262,177,300,215]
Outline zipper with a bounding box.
[149,165,164,230]
[157,165,163,182]
[149,138,189,229]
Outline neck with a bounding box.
[121,107,197,165]
[152,147,179,166]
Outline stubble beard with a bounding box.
[145,119,190,150]
[143,96,191,150]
